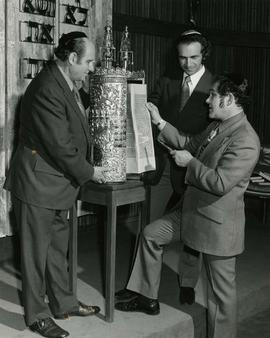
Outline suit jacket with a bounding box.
[158,112,260,256]
[4,61,94,209]
[147,69,213,192]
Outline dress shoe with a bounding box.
[115,288,138,302]
[115,295,160,315]
[29,318,69,338]
[179,286,195,305]
[55,301,100,319]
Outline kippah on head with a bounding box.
[181,29,202,36]
[175,29,210,61]
[59,31,87,46]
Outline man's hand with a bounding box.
[170,150,193,167]
[145,102,162,125]
[91,166,106,184]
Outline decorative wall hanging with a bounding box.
[21,0,56,17]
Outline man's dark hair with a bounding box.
[214,73,250,108]
[54,31,88,62]
[176,30,211,60]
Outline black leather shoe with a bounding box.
[29,318,69,338]
[55,301,100,319]
[115,295,160,315]
[115,288,138,302]
[179,286,195,305]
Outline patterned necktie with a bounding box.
[179,75,191,111]
[73,86,87,120]
[197,122,220,158]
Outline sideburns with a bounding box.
[219,97,224,108]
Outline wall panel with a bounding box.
[0,1,8,236]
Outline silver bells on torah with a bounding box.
[99,22,133,71]
[119,26,133,71]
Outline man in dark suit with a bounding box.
[115,74,260,338]
[146,30,213,213]
[4,32,106,338]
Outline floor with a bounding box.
[0,198,270,338]
[238,308,270,338]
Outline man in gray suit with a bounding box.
[4,32,105,338]
[115,73,260,338]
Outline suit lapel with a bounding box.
[200,134,228,159]
[47,62,89,141]
[200,115,246,159]
[167,78,182,124]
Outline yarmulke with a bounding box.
[181,30,202,36]
[59,31,87,46]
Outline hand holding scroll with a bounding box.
[170,150,193,167]
[145,102,162,125]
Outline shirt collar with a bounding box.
[218,111,245,132]
[183,65,205,86]
[56,63,74,91]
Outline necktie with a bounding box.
[73,86,87,120]
[197,122,220,158]
[179,75,191,111]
